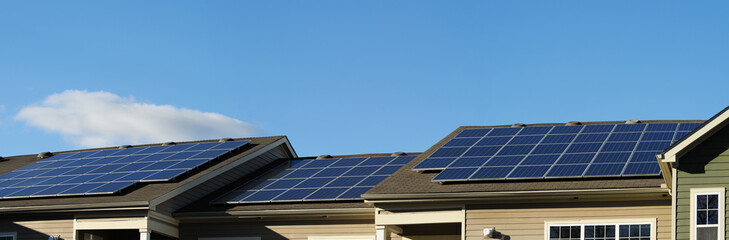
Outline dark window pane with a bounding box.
[585,226,594,238]
[707,194,718,209]
[619,225,629,237]
[697,194,708,209]
[570,226,580,238]
[640,225,650,236]
[698,210,708,225]
[560,227,570,238]
[708,210,719,224]
[606,225,615,237]
[549,227,560,238]
[630,225,639,237]
[595,225,604,237]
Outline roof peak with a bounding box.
[460,120,704,129]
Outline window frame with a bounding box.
[545,219,656,240]
[0,232,16,240]
[690,188,725,240]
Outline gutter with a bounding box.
[0,201,149,214]
[362,188,669,204]
[174,208,374,220]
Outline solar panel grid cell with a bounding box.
[218,155,414,204]
[420,123,701,182]
[476,137,511,146]
[0,140,250,199]
[456,129,491,138]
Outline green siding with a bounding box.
[675,127,729,240]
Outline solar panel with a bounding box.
[413,122,701,182]
[215,155,416,204]
[0,140,249,199]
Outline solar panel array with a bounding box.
[412,122,701,182]
[0,140,249,199]
[216,155,416,204]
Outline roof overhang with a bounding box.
[0,201,149,214]
[173,208,374,220]
[362,187,668,204]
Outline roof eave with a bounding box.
[174,207,374,220]
[0,201,150,214]
[362,187,668,204]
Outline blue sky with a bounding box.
[1,1,728,157]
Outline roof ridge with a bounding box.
[4,136,286,157]
[459,120,705,129]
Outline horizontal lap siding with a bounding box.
[674,122,729,239]
[0,217,74,240]
[676,149,729,239]
[465,201,671,240]
[179,219,396,240]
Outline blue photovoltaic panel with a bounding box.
[216,155,416,204]
[413,122,702,182]
[0,140,249,199]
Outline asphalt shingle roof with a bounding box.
[367,120,703,196]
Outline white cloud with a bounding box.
[15,90,262,147]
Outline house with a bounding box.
[365,120,701,240]
[0,136,296,240]
[175,153,419,240]
[1,108,727,240]
[658,107,729,240]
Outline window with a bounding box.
[0,232,15,240]
[549,225,581,240]
[548,223,652,240]
[696,194,719,239]
[691,188,725,240]
[585,225,615,240]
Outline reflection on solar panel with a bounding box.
[412,122,702,182]
[216,155,415,204]
[0,140,249,199]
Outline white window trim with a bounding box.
[0,232,16,240]
[544,218,657,240]
[690,187,725,240]
[309,237,374,240]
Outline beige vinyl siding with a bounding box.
[0,216,74,240]
[179,219,399,240]
[155,144,293,215]
[465,200,671,240]
[675,149,729,239]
